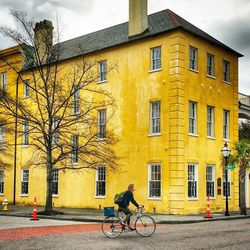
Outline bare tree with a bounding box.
[0,10,118,214]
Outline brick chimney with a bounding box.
[129,0,148,37]
[34,20,54,62]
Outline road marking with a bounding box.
[0,224,100,241]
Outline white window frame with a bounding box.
[189,47,198,71]
[98,60,107,82]
[207,106,214,138]
[23,80,30,98]
[0,126,5,146]
[148,163,161,199]
[1,72,7,92]
[189,101,197,135]
[0,170,4,195]
[223,60,230,83]
[21,169,29,196]
[188,163,198,199]
[150,47,161,71]
[223,110,230,140]
[71,135,79,163]
[150,101,161,135]
[72,87,80,115]
[207,54,215,77]
[52,169,59,196]
[52,116,59,144]
[95,166,106,198]
[22,120,29,146]
[97,109,106,139]
[223,170,231,198]
[206,165,215,198]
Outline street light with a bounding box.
[221,142,231,216]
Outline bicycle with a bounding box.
[101,206,156,238]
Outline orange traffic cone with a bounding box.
[31,197,39,221]
[204,195,213,218]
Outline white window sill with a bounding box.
[210,197,216,200]
[207,75,216,79]
[20,194,28,197]
[148,133,161,137]
[223,81,231,84]
[52,194,59,198]
[149,68,162,73]
[189,68,199,73]
[97,80,107,84]
[71,162,79,166]
[95,196,106,199]
[97,138,106,141]
[0,193,4,196]
[22,145,29,148]
[223,139,231,142]
[222,197,231,200]
[147,197,161,200]
[23,96,30,99]
[188,198,198,201]
[188,133,199,137]
[207,136,216,140]
[71,112,80,116]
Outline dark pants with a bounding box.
[118,207,132,225]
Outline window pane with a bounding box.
[98,109,106,138]
[0,170,4,194]
[151,47,161,70]
[149,164,161,198]
[96,166,106,196]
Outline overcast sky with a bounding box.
[0,0,249,94]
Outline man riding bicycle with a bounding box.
[117,184,139,230]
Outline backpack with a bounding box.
[114,191,126,204]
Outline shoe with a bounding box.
[128,227,135,231]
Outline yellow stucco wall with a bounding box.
[0,30,239,214]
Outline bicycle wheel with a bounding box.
[101,215,123,238]
[135,215,156,237]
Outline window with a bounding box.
[207,54,215,77]
[96,166,106,197]
[189,47,197,71]
[0,170,4,194]
[52,116,59,144]
[151,47,161,71]
[0,127,5,146]
[22,120,29,146]
[23,80,30,98]
[1,72,7,92]
[150,101,161,134]
[71,135,79,163]
[207,106,214,137]
[72,87,80,115]
[52,169,58,196]
[223,110,230,140]
[97,109,106,139]
[98,60,107,82]
[189,101,197,134]
[148,163,161,198]
[206,165,215,198]
[21,169,29,195]
[223,60,230,82]
[223,170,231,197]
[188,164,198,198]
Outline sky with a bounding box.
[0,0,249,94]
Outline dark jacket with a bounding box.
[118,190,139,208]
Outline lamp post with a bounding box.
[221,142,231,216]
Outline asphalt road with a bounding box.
[0,216,250,249]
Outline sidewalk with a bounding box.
[0,205,250,224]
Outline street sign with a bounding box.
[226,164,236,170]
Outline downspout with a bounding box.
[13,75,19,205]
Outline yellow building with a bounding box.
[0,0,243,214]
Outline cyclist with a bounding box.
[117,184,139,230]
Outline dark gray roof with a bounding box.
[49,9,244,62]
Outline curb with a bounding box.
[1,212,250,225]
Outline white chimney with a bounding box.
[129,0,148,37]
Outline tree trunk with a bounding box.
[45,149,53,214]
[239,178,247,215]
